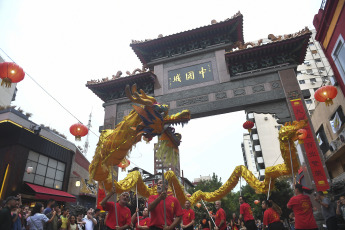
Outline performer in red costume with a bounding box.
[100,190,131,230]
[148,180,183,230]
[214,201,226,230]
[182,200,195,230]
[132,207,151,230]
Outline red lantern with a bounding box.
[243,121,254,132]
[254,200,260,205]
[0,62,25,87]
[297,129,307,144]
[196,202,201,208]
[70,123,88,141]
[314,85,338,106]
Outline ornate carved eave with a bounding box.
[130,13,244,66]
[225,31,311,76]
[86,71,156,102]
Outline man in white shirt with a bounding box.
[83,209,97,230]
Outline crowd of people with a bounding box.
[1,182,345,230]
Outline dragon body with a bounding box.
[89,86,307,205]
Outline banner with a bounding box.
[96,185,106,210]
[330,111,342,133]
[290,99,329,191]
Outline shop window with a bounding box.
[315,58,321,63]
[299,80,305,84]
[316,125,329,154]
[331,35,345,84]
[310,78,317,83]
[329,106,345,133]
[23,151,65,190]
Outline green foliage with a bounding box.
[188,173,293,225]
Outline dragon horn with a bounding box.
[125,84,153,106]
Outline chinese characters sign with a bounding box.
[290,98,329,191]
[168,62,213,89]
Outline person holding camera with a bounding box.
[315,191,337,230]
[336,196,345,223]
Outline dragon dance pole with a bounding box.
[162,170,167,226]
[267,177,272,200]
[102,182,107,196]
[136,183,139,225]
[172,182,176,197]
[239,176,242,196]
[201,199,216,226]
[111,167,119,227]
[288,140,295,183]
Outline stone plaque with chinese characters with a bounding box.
[168,62,213,89]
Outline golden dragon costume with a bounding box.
[89,84,191,191]
[89,85,307,205]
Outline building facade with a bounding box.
[0,108,94,206]
[296,29,335,113]
[313,0,345,94]
[311,83,345,185]
[241,133,259,179]
[243,113,282,181]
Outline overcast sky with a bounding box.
[0,0,320,190]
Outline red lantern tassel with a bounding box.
[1,78,13,87]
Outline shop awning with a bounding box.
[26,183,76,202]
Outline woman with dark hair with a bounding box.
[261,200,284,230]
[26,203,56,230]
[230,213,240,230]
[287,184,318,230]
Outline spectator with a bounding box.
[288,212,295,230]
[336,196,345,222]
[45,204,60,230]
[60,208,70,230]
[287,184,318,230]
[230,213,240,230]
[69,215,77,230]
[83,209,97,230]
[11,196,22,230]
[315,191,337,230]
[261,200,284,230]
[26,203,56,230]
[0,196,19,230]
[93,209,102,230]
[43,200,55,215]
[76,213,86,230]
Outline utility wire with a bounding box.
[0,47,99,138]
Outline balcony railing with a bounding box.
[332,172,345,184]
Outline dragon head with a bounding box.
[125,84,191,153]
[278,120,308,143]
